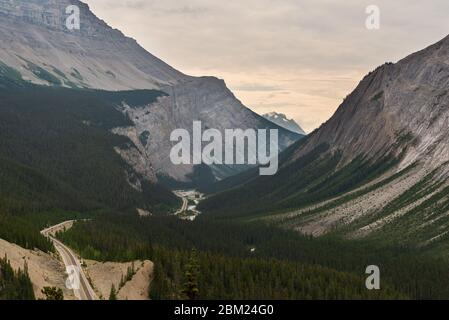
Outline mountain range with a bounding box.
[0,0,301,186]
[2,0,449,301]
[3,0,449,246]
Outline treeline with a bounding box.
[0,210,93,253]
[0,214,53,252]
[0,255,35,300]
[58,214,449,299]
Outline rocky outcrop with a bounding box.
[270,35,449,240]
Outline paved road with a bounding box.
[174,191,188,215]
[41,221,97,300]
[41,220,75,237]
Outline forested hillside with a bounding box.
[199,142,401,219]
[58,214,449,299]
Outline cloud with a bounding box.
[232,84,284,92]
[163,5,208,16]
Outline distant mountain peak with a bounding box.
[263,112,306,135]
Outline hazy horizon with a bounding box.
[84,0,449,133]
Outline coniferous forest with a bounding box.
[58,214,449,300]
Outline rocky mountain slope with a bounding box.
[0,0,300,183]
[293,36,449,173]
[263,112,306,135]
[0,0,187,89]
[201,35,449,246]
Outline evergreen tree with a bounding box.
[109,284,118,300]
[181,249,200,300]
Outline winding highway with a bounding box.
[41,221,98,300]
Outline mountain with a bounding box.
[200,35,449,246]
[0,0,300,184]
[263,112,306,135]
[113,76,301,184]
[0,0,187,90]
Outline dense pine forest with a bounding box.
[149,247,404,300]
[58,214,449,299]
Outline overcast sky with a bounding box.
[84,0,449,133]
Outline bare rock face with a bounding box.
[0,0,188,90]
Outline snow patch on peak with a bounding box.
[263,112,306,135]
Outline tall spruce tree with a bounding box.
[181,248,200,300]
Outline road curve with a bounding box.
[174,191,188,215]
[41,221,98,300]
